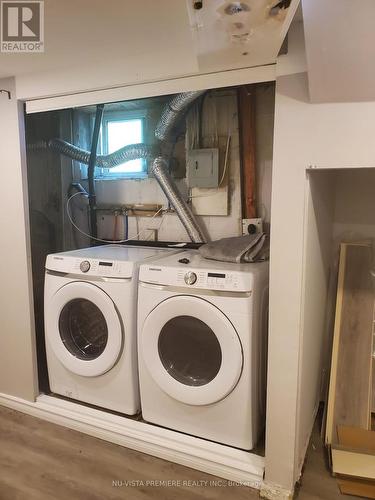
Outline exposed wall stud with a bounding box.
[238,85,257,218]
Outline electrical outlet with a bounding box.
[242,218,263,235]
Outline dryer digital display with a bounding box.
[208,272,226,279]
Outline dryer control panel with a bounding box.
[140,266,252,292]
[139,251,269,293]
[177,270,242,290]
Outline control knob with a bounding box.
[184,271,197,285]
[80,260,91,273]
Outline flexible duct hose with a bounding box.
[151,157,206,243]
[155,90,205,141]
[46,139,156,169]
[28,91,207,242]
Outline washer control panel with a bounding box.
[177,270,241,290]
[47,255,132,278]
[73,258,131,277]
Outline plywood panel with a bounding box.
[337,477,375,499]
[331,449,375,480]
[337,425,375,451]
[326,243,374,445]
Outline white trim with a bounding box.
[25,65,275,114]
[0,392,264,488]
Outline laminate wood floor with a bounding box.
[0,405,359,500]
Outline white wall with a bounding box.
[265,21,375,494]
[0,78,38,401]
[303,0,375,103]
[255,84,275,229]
[333,169,375,241]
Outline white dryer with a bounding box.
[137,251,269,449]
[44,245,178,415]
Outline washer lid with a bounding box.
[140,295,243,406]
[45,281,123,377]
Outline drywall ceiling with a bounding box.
[303,0,375,102]
[0,0,299,100]
[186,0,300,72]
[0,0,197,81]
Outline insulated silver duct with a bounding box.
[28,91,207,242]
[151,157,206,243]
[46,139,156,169]
[155,90,205,141]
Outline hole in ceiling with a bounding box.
[269,0,291,16]
[224,2,251,15]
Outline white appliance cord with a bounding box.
[66,191,164,244]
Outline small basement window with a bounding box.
[98,111,147,178]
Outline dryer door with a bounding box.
[140,295,243,406]
[46,281,123,377]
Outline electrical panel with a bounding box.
[187,148,219,188]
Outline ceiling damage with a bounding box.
[186,0,298,72]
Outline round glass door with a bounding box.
[59,299,108,361]
[158,316,222,387]
[141,295,243,406]
[46,282,123,377]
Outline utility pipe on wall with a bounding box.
[87,104,104,241]
[238,85,257,219]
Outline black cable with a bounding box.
[198,93,207,149]
[87,104,104,243]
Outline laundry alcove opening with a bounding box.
[25,82,275,457]
[303,167,375,449]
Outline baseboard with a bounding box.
[0,392,264,489]
[260,481,293,500]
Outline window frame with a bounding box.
[96,109,148,179]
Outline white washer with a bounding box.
[44,244,179,415]
[137,250,269,449]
